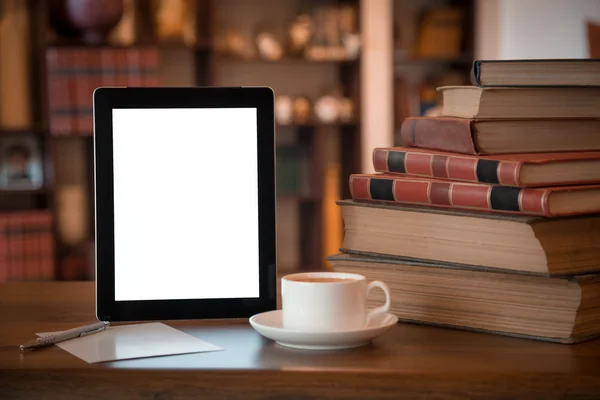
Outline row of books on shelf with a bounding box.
[46,47,160,136]
[276,145,310,196]
[0,210,54,282]
[330,58,600,344]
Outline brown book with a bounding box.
[471,59,600,87]
[438,86,600,119]
[337,200,600,276]
[328,253,600,343]
[350,174,600,217]
[399,116,600,155]
[373,147,600,187]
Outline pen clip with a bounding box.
[79,323,109,337]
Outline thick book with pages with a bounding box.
[328,253,600,344]
[337,200,600,276]
[438,86,600,119]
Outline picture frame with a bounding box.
[0,134,44,191]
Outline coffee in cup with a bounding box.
[281,272,391,332]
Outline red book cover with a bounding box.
[88,49,104,136]
[6,215,13,281]
[47,48,73,135]
[65,49,78,136]
[8,214,22,280]
[100,47,116,89]
[74,48,94,135]
[373,147,600,187]
[115,48,129,88]
[22,213,32,280]
[349,174,600,217]
[40,212,54,280]
[126,48,142,87]
[31,212,43,280]
[141,47,160,87]
[400,117,479,154]
[0,215,6,283]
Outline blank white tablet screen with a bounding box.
[111,108,259,301]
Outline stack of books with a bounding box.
[328,59,600,343]
[0,210,54,282]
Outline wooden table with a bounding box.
[1,282,600,400]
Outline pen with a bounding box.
[19,321,110,351]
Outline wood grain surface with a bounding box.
[1,282,600,399]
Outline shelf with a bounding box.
[0,188,49,195]
[277,122,358,129]
[0,128,44,136]
[46,40,210,51]
[213,54,358,65]
[49,134,93,138]
[394,53,474,66]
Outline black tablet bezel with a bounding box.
[94,87,276,321]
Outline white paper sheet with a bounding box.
[37,322,223,364]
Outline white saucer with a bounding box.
[249,310,398,350]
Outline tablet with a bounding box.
[93,87,276,321]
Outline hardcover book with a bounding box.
[328,253,600,343]
[372,147,600,187]
[399,116,600,155]
[337,200,600,276]
[349,173,600,217]
[471,59,600,87]
[438,86,600,119]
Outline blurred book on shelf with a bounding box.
[0,0,32,130]
[0,210,54,282]
[46,47,160,136]
[416,7,463,59]
[276,145,309,196]
[276,199,300,272]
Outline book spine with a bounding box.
[373,148,522,186]
[470,60,482,86]
[115,48,129,88]
[0,215,6,283]
[126,48,142,87]
[46,48,72,136]
[8,214,21,280]
[349,175,552,216]
[141,47,160,87]
[23,213,33,280]
[6,215,14,281]
[76,48,94,135]
[41,212,54,280]
[400,117,479,155]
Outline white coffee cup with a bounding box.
[281,272,391,332]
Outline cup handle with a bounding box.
[366,281,391,323]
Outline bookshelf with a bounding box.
[392,0,475,145]
[0,0,362,280]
